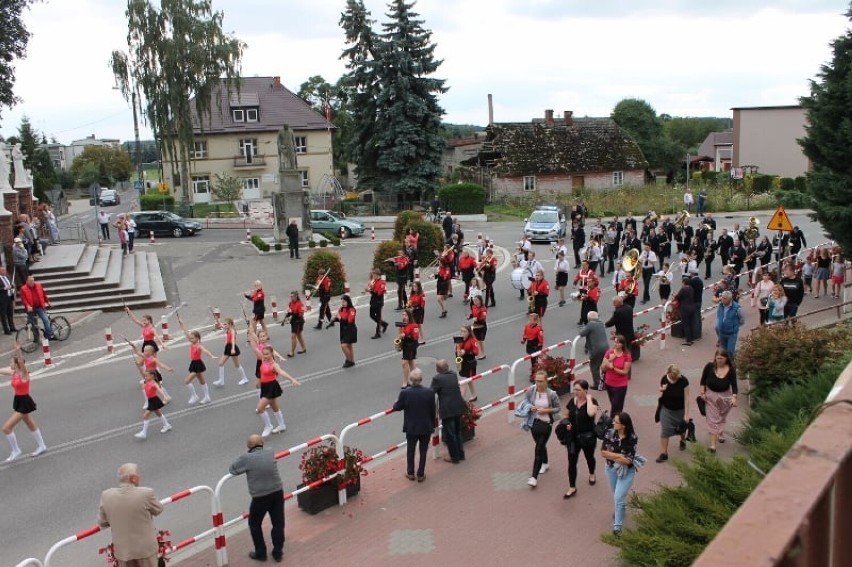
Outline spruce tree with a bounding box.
[799,4,852,253]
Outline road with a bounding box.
[2,205,828,565]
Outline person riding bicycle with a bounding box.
[19,275,55,340]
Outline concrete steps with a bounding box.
[25,244,167,314]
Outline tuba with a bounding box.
[619,249,640,297]
[744,217,760,243]
[674,210,690,230]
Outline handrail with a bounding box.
[755,299,852,334]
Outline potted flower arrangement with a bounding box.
[100,529,171,566]
[532,355,572,395]
[633,323,654,346]
[666,302,685,338]
[442,400,482,444]
[297,442,366,515]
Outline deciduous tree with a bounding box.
[69,146,133,186]
[111,0,245,202]
[799,3,852,253]
[211,173,242,212]
[0,0,39,120]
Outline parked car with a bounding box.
[98,189,120,206]
[309,209,365,238]
[523,205,566,242]
[129,211,202,238]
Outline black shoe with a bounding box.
[679,440,687,451]
[382,321,389,333]
[655,453,668,463]
[326,321,335,327]
[3,331,10,335]
[9,328,16,332]
[371,334,381,339]
[314,323,323,330]
[249,551,268,561]
[439,311,447,318]
[272,551,283,563]
[343,360,355,368]
[394,307,404,311]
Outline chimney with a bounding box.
[545,109,554,127]
[272,76,281,88]
[487,94,493,126]
[564,111,573,126]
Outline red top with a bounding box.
[142,326,156,341]
[250,289,265,303]
[19,282,49,310]
[143,355,158,371]
[338,306,356,324]
[437,266,451,281]
[371,279,386,296]
[458,337,479,356]
[288,299,304,318]
[603,348,632,388]
[318,277,331,294]
[458,255,476,271]
[618,277,640,297]
[573,269,599,289]
[401,322,419,341]
[522,324,544,345]
[480,256,497,271]
[405,233,419,249]
[394,256,410,271]
[226,328,237,345]
[143,380,159,399]
[440,251,455,266]
[470,304,487,323]
[528,278,550,297]
[409,292,425,309]
[11,372,28,396]
[259,361,277,383]
[190,343,202,361]
[585,287,602,303]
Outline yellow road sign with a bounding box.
[767,206,793,232]
[158,182,169,194]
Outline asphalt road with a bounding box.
[2,206,828,566]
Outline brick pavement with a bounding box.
[171,294,847,567]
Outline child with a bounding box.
[135,369,172,439]
[177,315,216,405]
[831,254,845,299]
[801,257,814,294]
[521,313,544,379]
[127,340,174,406]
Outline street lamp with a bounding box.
[113,85,143,193]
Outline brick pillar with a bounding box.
[0,211,12,269]
[17,187,33,218]
[3,191,18,222]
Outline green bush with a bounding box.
[779,177,795,191]
[437,182,487,214]
[736,323,852,403]
[251,234,270,252]
[775,190,813,209]
[319,240,328,247]
[320,231,341,246]
[750,174,773,193]
[308,240,316,248]
[302,250,347,296]
[274,242,282,251]
[393,211,422,241]
[140,194,174,211]
[794,176,808,192]
[372,240,403,279]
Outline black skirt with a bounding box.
[412,307,424,325]
[340,323,357,345]
[12,394,36,414]
[142,339,159,353]
[146,396,164,412]
[255,359,262,378]
[401,341,418,361]
[290,316,304,334]
[224,343,241,357]
[188,360,206,374]
[437,279,449,296]
[260,380,283,400]
[460,358,477,378]
[555,272,569,288]
[472,322,487,341]
[526,340,541,356]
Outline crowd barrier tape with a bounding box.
[213,433,339,566]
[43,485,214,567]
[507,338,577,423]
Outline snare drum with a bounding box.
[511,268,526,290]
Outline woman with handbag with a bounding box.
[525,370,561,488]
[600,412,638,535]
[753,271,775,325]
[563,379,599,498]
[699,349,738,452]
[655,365,690,463]
[601,334,632,415]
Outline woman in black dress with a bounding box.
[2,345,47,460]
[330,295,358,368]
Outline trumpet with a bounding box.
[394,337,403,352]
[309,268,331,296]
[384,254,407,264]
[363,279,375,294]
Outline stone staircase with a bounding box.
[25,243,168,313]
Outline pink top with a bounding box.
[532,390,550,419]
[143,380,159,399]
[190,343,202,361]
[603,349,632,388]
[142,326,156,341]
[259,361,277,384]
[11,372,28,396]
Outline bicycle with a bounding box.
[16,312,71,353]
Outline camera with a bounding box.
[394,321,406,328]
[452,336,464,344]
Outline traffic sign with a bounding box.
[158,182,169,194]
[767,206,794,232]
[134,180,143,190]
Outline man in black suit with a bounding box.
[688,269,705,339]
[393,369,436,482]
[717,229,734,266]
[605,296,637,360]
[441,212,454,242]
[0,266,16,334]
[430,359,468,464]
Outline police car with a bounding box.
[523,205,566,242]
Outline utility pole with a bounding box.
[132,90,142,189]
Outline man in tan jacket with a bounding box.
[98,463,164,567]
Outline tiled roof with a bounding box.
[484,117,648,175]
[191,76,332,134]
[696,131,733,160]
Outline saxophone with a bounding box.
[394,336,403,352]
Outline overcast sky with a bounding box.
[0,0,848,144]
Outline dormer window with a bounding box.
[232,109,244,122]
[246,108,258,122]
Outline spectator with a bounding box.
[19,275,55,340]
[605,296,636,359]
[97,463,164,567]
[285,220,300,260]
[655,365,690,463]
[601,334,633,415]
[578,311,609,390]
[697,189,707,216]
[683,188,694,213]
[779,264,805,318]
[674,276,698,346]
[12,237,29,287]
[0,266,15,334]
[525,369,561,488]
[430,359,467,464]
[441,211,454,242]
[562,379,599,498]
[814,247,831,298]
[767,284,787,324]
[229,434,285,562]
[392,369,436,482]
[714,290,744,356]
[98,210,111,240]
[600,412,639,535]
[699,350,738,452]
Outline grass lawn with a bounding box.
[192,202,239,217]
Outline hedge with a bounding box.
[393,210,422,241]
[251,234,270,252]
[140,194,174,210]
[437,182,487,214]
[302,250,347,296]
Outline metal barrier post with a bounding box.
[660,299,672,350]
[14,559,43,567]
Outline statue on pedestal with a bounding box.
[277,126,297,172]
[0,142,12,192]
[12,143,33,188]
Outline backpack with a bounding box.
[594,410,613,440]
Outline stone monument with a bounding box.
[0,142,16,268]
[11,142,34,218]
[273,125,311,243]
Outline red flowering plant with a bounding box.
[633,323,654,347]
[100,529,172,565]
[531,355,572,390]
[666,302,681,326]
[461,400,482,430]
[299,442,367,489]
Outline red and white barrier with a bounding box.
[42,338,53,367]
[104,327,114,354]
[161,315,170,341]
[246,227,251,241]
[304,290,313,311]
[507,338,574,422]
[270,296,278,321]
[149,230,155,244]
[344,281,350,293]
[371,226,375,241]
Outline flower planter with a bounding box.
[670,322,684,339]
[297,478,360,515]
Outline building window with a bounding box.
[238,138,258,165]
[523,175,536,192]
[192,175,210,194]
[242,177,260,190]
[294,136,307,154]
[299,170,309,189]
[192,141,207,159]
[246,108,258,122]
[612,171,624,186]
[232,109,244,122]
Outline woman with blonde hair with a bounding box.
[2,344,47,460]
[214,318,249,386]
[525,370,561,488]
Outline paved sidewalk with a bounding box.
[169,297,852,567]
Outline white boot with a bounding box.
[5,432,21,462]
[199,383,211,404]
[213,367,225,387]
[259,410,273,438]
[272,410,286,433]
[160,415,172,434]
[237,366,249,386]
[30,429,47,457]
[135,419,150,440]
[186,384,199,405]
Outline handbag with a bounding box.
[696,395,707,417]
[594,410,612,440]
[654,399,662,423]
[554,418,571,445]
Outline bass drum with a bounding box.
[510,267,526,290]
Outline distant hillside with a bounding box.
[441,123,485,139]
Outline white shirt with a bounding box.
[127,218,136,234]
[612,269,627,287]
[520,240,532,254]
[655,270,674,286]
[639,250,658,269]
[555,258,571,274]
